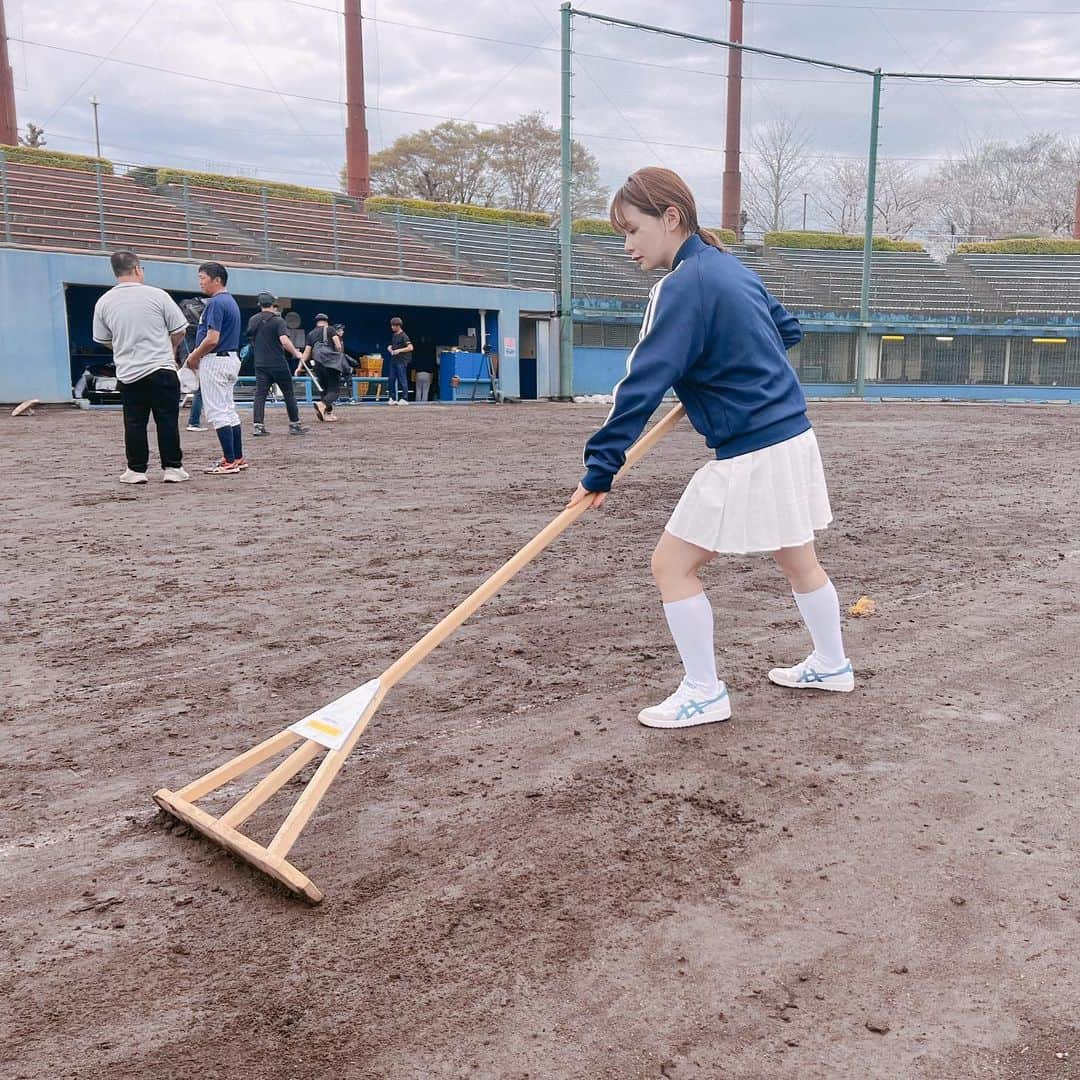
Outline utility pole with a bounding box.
[721,0,744,234]
[343,0,371,199]
[90,95,101,158]
[802,192,808,230]
[0,0,18,146]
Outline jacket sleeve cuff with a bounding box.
[581,467,613,493]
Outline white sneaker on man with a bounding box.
[163,467,191,483]
[119,469,148,484]
[638,678,731,729]
[186,423,207,432]
[768,653,854,692]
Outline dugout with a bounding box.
[0,247,556,403]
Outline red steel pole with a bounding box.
[343,0,371,199]
[721,0,744,236]
[0,0,18,146]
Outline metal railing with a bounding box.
[1,151,1078,324]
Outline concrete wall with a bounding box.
[0,247,555,403]
[573,346,629,396]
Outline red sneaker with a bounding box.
[205,459,240,475]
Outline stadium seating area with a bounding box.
[766,248,980,317]
[952,253,1080,318]
[2,159,1078,321]
[1,161,265,265]
[171,183,488,285]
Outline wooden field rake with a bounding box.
[154,404,685,902]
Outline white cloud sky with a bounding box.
[8,0,1080,222]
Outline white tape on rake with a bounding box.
[289,678,381,751]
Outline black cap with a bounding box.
[314,312,329,322]
[257,292,276,308]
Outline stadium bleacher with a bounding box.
[370,211,559,291]
[767,248,983,316]
[2,161,264,264]
[2,159,1078,324]
[168,183,491,285]
[953,253,1080,318]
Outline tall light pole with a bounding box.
[802,192,808,230]
[343,0,371,199]
[721,0,744,234]
[0,0,18,146]
[90,95,101,158]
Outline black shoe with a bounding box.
[252,423,270,436]
[289,422,309,435]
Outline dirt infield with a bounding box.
[1,401,1077,1079]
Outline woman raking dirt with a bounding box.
[567,167,855,729]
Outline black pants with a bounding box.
[318,367,341,411]
[118,368,182,472]
[253,364,300,424]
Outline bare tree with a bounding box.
[489,111,607,216]
[366,121,499,205]
[743,114,816,232]
[873,160,931,239]
[816,158,867,235]
[926,133,1080,238]
[362,112,607,216]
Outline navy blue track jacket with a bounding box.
[581,233,809,493]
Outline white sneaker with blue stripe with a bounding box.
[768,653,854,692]
[638,678,732,729]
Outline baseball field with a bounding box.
[1,401,1077,1079]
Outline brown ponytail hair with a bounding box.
[609,166,725,251]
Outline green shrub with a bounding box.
[153,168,335,203]
[957,238,1080,255]
[765,229,924,252]
[365,195,551,227]
[705,226,739,245]
[572,217,617,234]
[0,144,113,174]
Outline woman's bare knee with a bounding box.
[772,542,827,593]
[652,533,714,601]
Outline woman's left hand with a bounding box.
[566,483,605,509]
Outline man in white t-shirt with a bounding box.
[92,251,190,484]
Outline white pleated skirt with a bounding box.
[665,428,833,554]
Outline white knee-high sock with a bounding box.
[662,591,720,695]
[793,580,846,668]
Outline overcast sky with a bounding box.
[7,0,1080,222]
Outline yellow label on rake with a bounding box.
[289,678,381,751]
[305,719,343,739]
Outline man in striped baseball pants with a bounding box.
[184,262,246,475]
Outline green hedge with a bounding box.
[706,226,738,246]
[0,145,114,174]
[365,195,551,227]
[572,217,738,245]
[572,217,617,235]
[765,230,925,252]
[150,168,335,204]
[957,238,1080,255]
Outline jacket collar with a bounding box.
[672,232,708,270]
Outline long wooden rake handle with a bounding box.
[382,400,687,692]
[155,402,685,900]
[266,401,687,859]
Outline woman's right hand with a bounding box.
[566,483,605,510]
